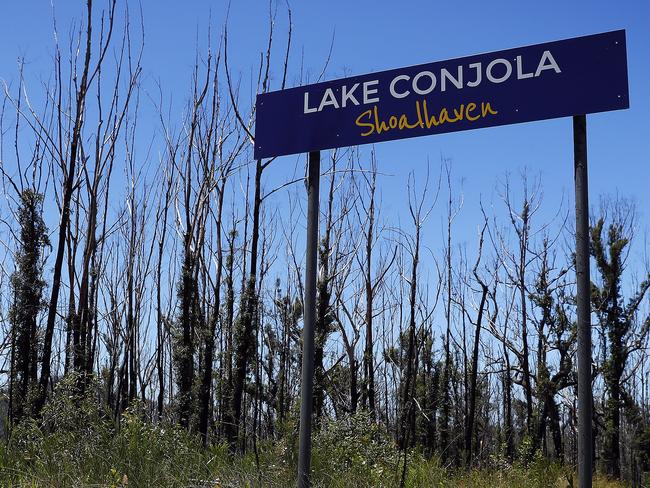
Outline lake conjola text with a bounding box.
[303,51,560,116]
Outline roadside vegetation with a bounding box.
[0,379,634,487]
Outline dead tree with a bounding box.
[2,0,141,410]
[222,2,291,449]
[399,170,435,449]
[441,161,461,457]
[194,40,245,445]
[1,58,51,426]
[354,152,396,415]
[496,174,543,438]
[463,218,490,467]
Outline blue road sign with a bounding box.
[254,30,628,159]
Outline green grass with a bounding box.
[0,380,634,487]
[0,416,631,488]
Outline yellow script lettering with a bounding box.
[355,110,375,136]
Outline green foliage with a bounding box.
[515,434,537,466]
[0,373,212,487]
[311,411,402,487]
[0,401,635,487]
[8,189,49,423]
[590,208,650,477]
[633,423,650,471]
[172,247,200,428]
[404,453,448,486]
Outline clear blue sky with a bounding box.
[1,0,648,265]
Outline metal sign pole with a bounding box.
[573,114,593,488]
[298,150,320,488]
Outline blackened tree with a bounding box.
[590,205,650,478]
[9,190,49,425]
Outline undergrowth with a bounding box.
[0,377,634,487]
